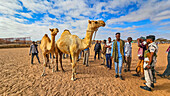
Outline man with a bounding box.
[94,40,101,60]
[133,37,147,80]
[29,41,40,64]
[124,37,132,72]
[140,35,158,91]
[111,33,125,80]
[83,47,90,67]
[101,40,107,65]
[105,37,112,69]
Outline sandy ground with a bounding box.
[0,43,170,96]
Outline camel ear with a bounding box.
[88,20,91,24]
[49,28,53,32]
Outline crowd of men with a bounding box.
[93,33,159,91]
[29,32,170,92]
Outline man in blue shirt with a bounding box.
[111,33,125,80]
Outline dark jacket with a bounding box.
[94,43,101,52]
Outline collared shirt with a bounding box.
[148,42,158,66]
[125,42,132,57]
[29,44,38,54]
[106,41,112,54]
[111,41,125,57]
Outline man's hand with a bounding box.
[146,65,151,69]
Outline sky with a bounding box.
[0,0,170,41]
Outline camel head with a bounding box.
[88,20,105,32]
[49,28,59,36]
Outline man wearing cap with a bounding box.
[111,33,125,80]
[29,41,40,64]
[133,36,147,80]
[140,35,158,91]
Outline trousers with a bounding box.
[114,56,123,75]
[31,53,40,64]
[106,54,112,69]
[144,61,153,88]
[83,50,89,66]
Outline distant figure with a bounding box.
[94,40,101,60]
[140,35,158,91]
[133,36,147,80]
[158,46,170,78]
[29,41,40,64]
[111,32,125,80]
[106,37,112,69]
[83,47,90,66]
[63,53,68,59]
[101,40,107,65]
[99,40,102,59]
[124,37,132,72]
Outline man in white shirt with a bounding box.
[124,37,132,72]
[105,37,112,69]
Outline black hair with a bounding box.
[115,32,120,35]
[103,40,106,43]
[146,35,155,41]
[127,37,132,40]
[108,37,111,39]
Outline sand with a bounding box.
[0,43,170,96]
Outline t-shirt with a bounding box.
[125,42,132,57]
[106,41,112,54]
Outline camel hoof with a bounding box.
[71,78,76,81]
[41,73,46,76]
[62,69,65,72]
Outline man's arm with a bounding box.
[94,44,96,50]
[146,52,154,69]
[29,45,32,55]
[111,42,114,57]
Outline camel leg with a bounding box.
[71,53,76,81]
[55,51,59,71]
[74,53,79,75]
[41,53,47,76]
[51,53,55,72]
[59,52,65,72]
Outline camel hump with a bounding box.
[61,29,71,36]
[44,34,48,37]
[64,29,69,32]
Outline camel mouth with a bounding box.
[102,23,105,27]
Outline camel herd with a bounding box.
[40,20,105,81]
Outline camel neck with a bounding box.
[50,35,55,49]
[81,27,95,50]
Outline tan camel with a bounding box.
[56,20,105,80]
[40,28,59,76]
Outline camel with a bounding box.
[56,20,105,81]
[40,28,59,76]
